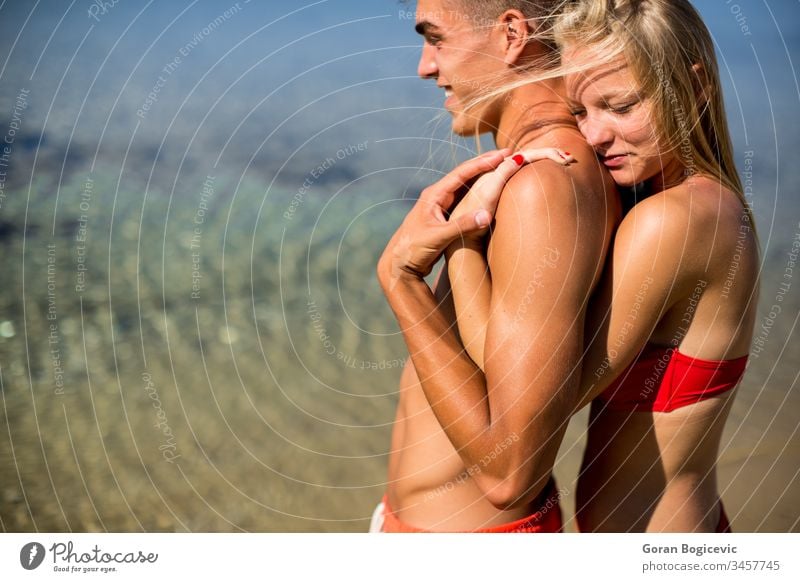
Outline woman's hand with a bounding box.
[448,148,573,237]
[377,149,522,288]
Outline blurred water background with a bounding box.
[0,0,797,532]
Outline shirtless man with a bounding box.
[372,0,618,532]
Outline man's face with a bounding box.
[414,0,503,136]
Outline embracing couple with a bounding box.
[371,0,758,533]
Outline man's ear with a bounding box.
[691,63,711,107]
[498,10,530,66]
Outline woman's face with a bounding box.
[563,47,683,189]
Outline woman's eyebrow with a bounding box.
[571,82,639,104]
[597,89,640,102]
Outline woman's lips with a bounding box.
[602,153,629,168]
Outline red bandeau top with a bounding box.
[598,343,748,413]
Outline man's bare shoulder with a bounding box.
[489,144,618,293]
[496,147,618,231]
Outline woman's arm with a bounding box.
[445,236,491,367]
[445,148,573,368]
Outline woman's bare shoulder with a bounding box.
[614,175,754,284]
[622,176,744,236]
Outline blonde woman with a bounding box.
[444,0,759,532]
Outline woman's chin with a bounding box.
[607,168,643,189]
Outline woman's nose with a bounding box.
[417,44,438,79]
[581,117,614,149]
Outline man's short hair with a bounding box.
[444,0,565,32]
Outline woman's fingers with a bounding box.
[474,147,575,209]
[449,148,573,226]
[439,147,571,206]
[518,147,574,165]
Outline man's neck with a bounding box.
[492,77,576,150]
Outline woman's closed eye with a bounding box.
[608,100,639,114]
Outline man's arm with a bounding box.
[379,164,611,509]
[443,150,573,369]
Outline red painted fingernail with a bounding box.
[512,154,524,166]
[564,152,570,155]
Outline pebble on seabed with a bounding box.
[0,321,15,338]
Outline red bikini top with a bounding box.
[598,343,748,413]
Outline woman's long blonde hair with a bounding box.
[552,0,754,227]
